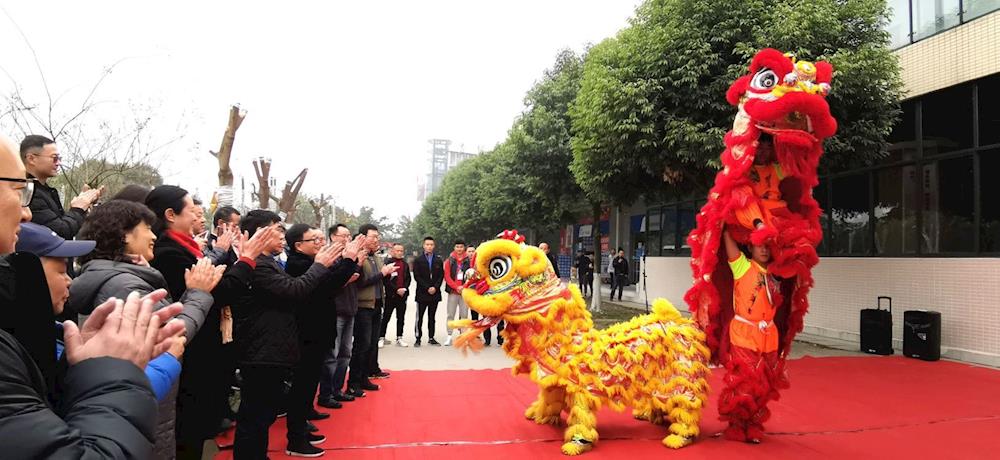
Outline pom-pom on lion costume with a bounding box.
[449,230,711,455]
[684,49,837,442]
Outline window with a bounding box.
[678,202,697,255]
[913,0,962,41]
[979,74,1000,147]
[922,157,975,253]
[981,150,1000,252]
[646,209,661,257]
[661,206,678,254]
[886,100,919,163]
[888,0,912,48]
[815,180,830,254]
[875,166,920,255]
[966,0,1000,20]
[831,174,871,255]
[922,84,974,155]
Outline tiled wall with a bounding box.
[641,257,1000,366]
[897,10,1000,98]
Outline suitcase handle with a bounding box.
[877,296,892,314]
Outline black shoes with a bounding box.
[370,371,390,379]
[286,440,324,457]
[307,410,331,420]
[306,421,318,433]
[428,339,441,346]
[361,381,380,391]
[414,340,422,347]
[307,433,326,445]
[317,399,343,409]
[345,387,366,398]
[332,392,355,402]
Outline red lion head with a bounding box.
[724,49,837,177]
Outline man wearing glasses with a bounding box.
[20,135,102,240]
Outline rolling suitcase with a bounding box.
[860,296,893,355]
[904,310,941,361]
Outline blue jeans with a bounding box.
[319,315,354,400]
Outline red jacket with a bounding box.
[443,251,470,294]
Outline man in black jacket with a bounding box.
[232,210,342,460]
[575,251,594,297]
[20,135,102,240]
[412,236,444,347]
[283,224,361,457]
[610,248,629,301]
[380,243,412,347]
[539,242,562,279]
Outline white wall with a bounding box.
[641,256,1000,367]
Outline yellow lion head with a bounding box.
[461,230,561,324]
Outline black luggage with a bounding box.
[904,310,941,361]
[860,296,893,355]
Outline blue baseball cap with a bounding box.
[16,223,96,258]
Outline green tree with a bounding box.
[570,0,903,204]
[505,49,588,231]
[49,159,163,206]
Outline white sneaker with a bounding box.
[396,338,408,347]
[377,338,385,348]
[444,335,453,346]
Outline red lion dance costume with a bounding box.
[684,49,837,443]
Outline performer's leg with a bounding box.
[525,385,565,426]
[562,390,599,455]
[718,346,763,443]
[746,351,787,441]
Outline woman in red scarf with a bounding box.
[144,185,269,460]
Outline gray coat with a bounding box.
[68,260,213,343]
[67,259,214,460]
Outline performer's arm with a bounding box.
[723,229,741,262]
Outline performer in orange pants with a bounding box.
[718,229,789,443]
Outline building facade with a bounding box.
[419,139,478,201]
[637,5,1000,366]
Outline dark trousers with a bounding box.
[415,301,438,342]
[470,311,506,345]
[367,300,383,375]
[380,296,407,338]
[234,365,288,460]
[348,308,377,388]
[579,272,593,296]
[610,273,628,300]
[286,337,328,443]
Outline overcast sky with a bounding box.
[1,0,641,221]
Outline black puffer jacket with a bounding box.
[234,255,331,367]
[285,252,357,348]
[0,329,158,459]
[27,176,86,240]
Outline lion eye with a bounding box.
[488,256,512,280]
[750,68,779,90]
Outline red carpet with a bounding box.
[215,356,1000,459]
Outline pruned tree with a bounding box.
[252,158,273,209]
[273,168,308,222]
[308,193,331,227]
[208,105,246,206]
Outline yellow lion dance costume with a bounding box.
[449,230,711,455]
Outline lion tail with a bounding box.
[651,298,683,322]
